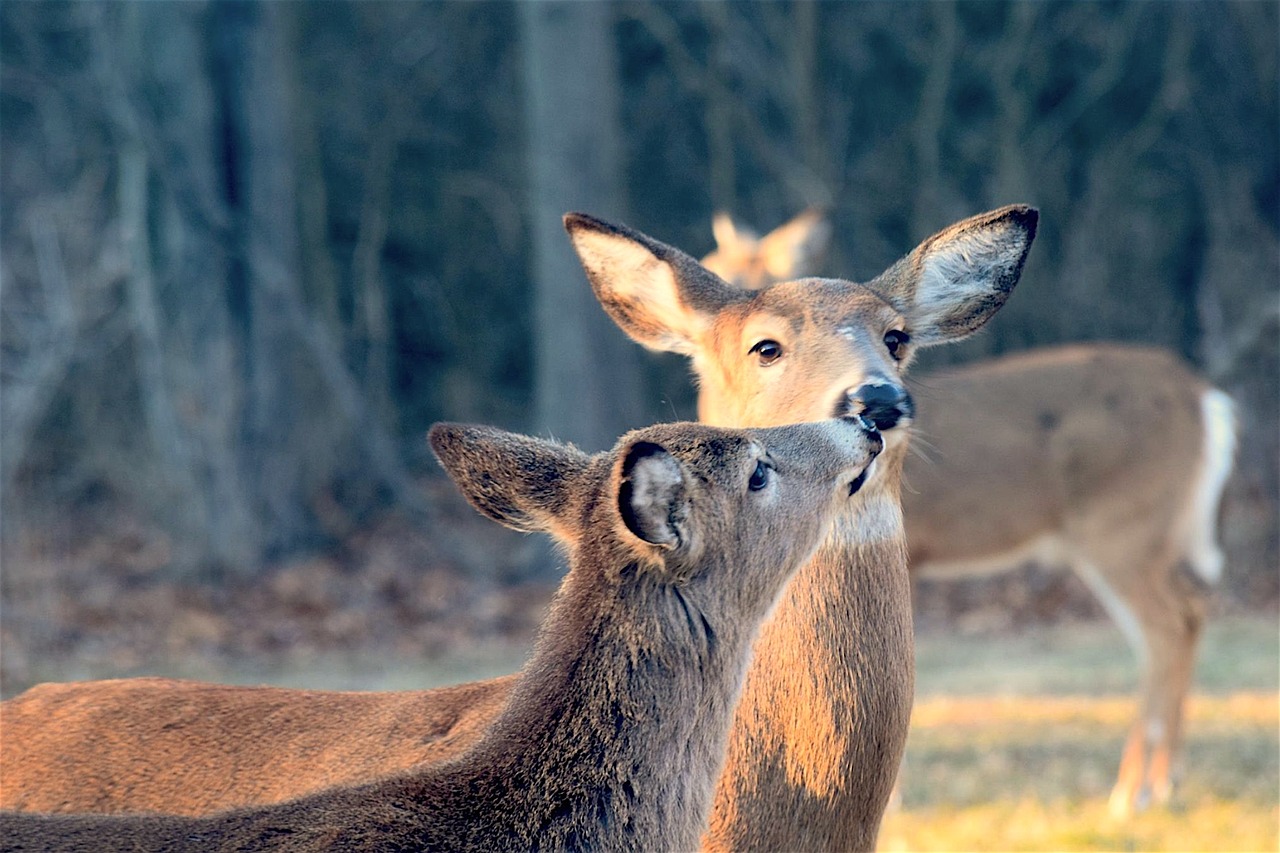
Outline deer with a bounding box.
[1,205,1038,850]
[0,416,883,852]
[700,207,832,290]
[700,210,1238,816]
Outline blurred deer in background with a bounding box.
[2,206,1038,851]
[700,208,832,290]
[701,210,1237,816]
[1,416,882,852]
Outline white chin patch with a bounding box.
[833,495,903,544]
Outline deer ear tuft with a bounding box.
[565,213,745,354]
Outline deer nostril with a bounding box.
[849,383,912,431]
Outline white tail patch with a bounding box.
[1182,388,1236,585]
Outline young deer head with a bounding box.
[429,417,881,637]
[701,208,832,290]
[565,205,1037,851]
[1,418,881,853]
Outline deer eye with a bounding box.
[883,329,910,359]
[749,340,783,365]
[748,460,771,492]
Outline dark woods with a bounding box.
[2,2,1275,595]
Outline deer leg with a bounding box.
[1070,555,1160,817]
[1140,564,1209,808]
[1095,561,1207,817]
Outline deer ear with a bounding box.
[711,211,757,252]
[615,440,690,552]
[564,213,746,355]
[759,208,832,282]
[873,205,1038,346]
[429,423,592,541]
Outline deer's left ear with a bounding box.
[872,205,1038,345]
[711,211,758,253]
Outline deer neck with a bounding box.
[706,449,915,852]
[468,554,762,852]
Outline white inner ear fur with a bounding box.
[571,229,706,353]
[625,451,686,549]
[913,226,1017,330]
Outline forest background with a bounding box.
[2,2,1276,693]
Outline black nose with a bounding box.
[850,383,913,431]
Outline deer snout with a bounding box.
[843,381,914,431]
[830,416,882,496]
[837,412,884,453]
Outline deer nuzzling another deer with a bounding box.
[0,417,881,852]
[2,205,1038,851]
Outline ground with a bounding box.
[2,497,1277,851]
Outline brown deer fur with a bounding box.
[2,207,1036,850]
[0,418,881,852]
[699,211,1235,816]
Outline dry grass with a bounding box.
[880,615,1279,852]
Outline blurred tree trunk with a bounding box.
[216,3,433,566]
[214,1,318,560]
[146,4,258,572]
[520,1,643,453]
[86,2,260,572]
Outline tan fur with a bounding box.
[703,214,1237,815]
[0,418,882,852]
[2,676,515,814]
[2,208,1036,852]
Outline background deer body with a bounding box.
[0,418,882,853]
[707,210,1238,815]
[904,343,1235,813]
[2,207,1038,851]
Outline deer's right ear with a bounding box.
[429,423,592,541]
[615,440,692,557]
[564,213,746,355]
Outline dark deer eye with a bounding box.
[883,329,910,359]
[750,340,783,365]
[748,460,771,491]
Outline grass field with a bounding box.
[5,589,1274,851]
[880,615,1279,852]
